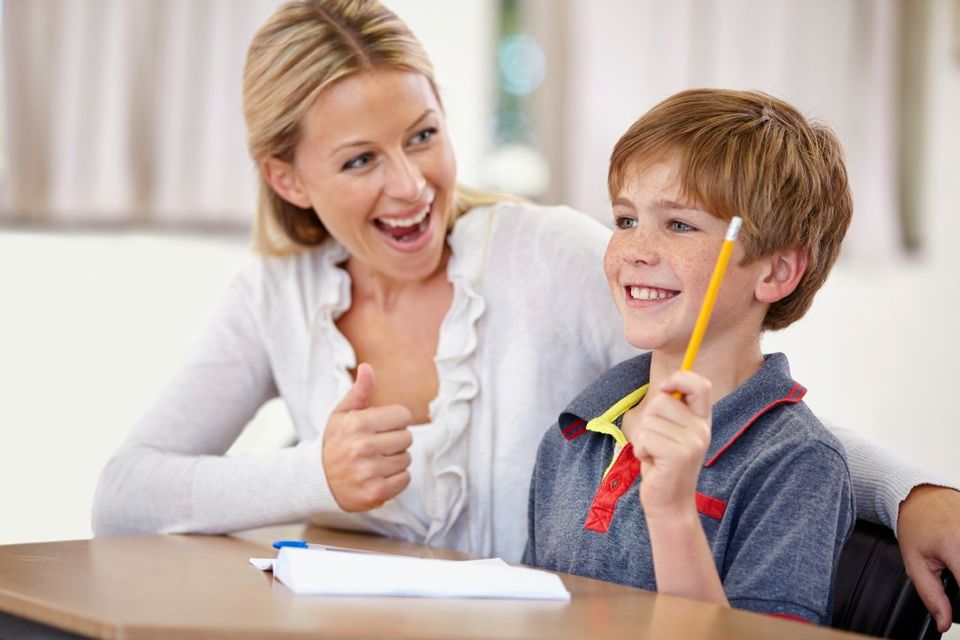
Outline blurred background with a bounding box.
[1,0,958,594]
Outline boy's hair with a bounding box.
[608,89,853,331]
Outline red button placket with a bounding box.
[584,443,642,533]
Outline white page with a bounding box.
[272,547,570,601]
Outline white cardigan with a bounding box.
[92,202,940,561]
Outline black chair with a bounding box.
[832,519,959,639]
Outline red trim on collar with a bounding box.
[562,418,587,441]
[769,613,812,624]
[703,382,806,467]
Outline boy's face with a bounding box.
[604,158,767,354]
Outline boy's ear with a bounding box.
[261,157,312,209]
[755,248,808,304]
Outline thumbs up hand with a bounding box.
[321,363,414,512]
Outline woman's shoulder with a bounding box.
[454,200,612,258]
[231,239,348,312]
[460,200,609,233]
[448,200,618,320]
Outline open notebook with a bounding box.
[252,547,570,600]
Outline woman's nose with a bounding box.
[384,153,426,201]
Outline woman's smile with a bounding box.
[372,198,436,253]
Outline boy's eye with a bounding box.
[668,219,695,233]
[342,152,375,171]
[614,216,638,230]
[409,127,438,146]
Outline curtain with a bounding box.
[1,0,279,227]
[0,0,494,228]
[556,0,903,260]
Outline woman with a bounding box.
[92,0,959,629]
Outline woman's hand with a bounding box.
[623,370,712,522]
[898,484,960,631]
[322,363,413,512]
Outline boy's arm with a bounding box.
[624,371,728,607]
[645,509,729,606]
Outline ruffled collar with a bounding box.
[305,228,489,382]
[304,208,494,553]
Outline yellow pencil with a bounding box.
[673,216,743,399]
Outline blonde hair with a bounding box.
[243,0,507,255]
[608,89,853,331]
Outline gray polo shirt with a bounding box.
[522,352,854,624]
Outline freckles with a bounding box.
[687,246,716,279]
[603,243,620,276]
[690,244,714,260]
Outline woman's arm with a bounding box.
[829,424,954,529]
[829,424,960,630]
[897,485,960,632]
[91,271,336,535]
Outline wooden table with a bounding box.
[0,526,867,639]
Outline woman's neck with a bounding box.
[345,248,451,312]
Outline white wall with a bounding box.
[0,232,255,544]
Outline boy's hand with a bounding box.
[623,370,712,522]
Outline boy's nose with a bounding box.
[622,233,661,266]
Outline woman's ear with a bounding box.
[261,157,312,209]
[755,248,808,304]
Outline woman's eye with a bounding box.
[668,219,695,233]
[613,216,637,230]
[409,127,438,146]
[342,152,374,171]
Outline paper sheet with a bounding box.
[253,548,570,600]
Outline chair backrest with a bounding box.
[832,519,958,640]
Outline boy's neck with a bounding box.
[647,334,765,406]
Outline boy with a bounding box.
[522,89,854,624]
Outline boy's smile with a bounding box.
[625,285,679,305]
[604,157,766,361]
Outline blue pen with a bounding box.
[272,540,377,555]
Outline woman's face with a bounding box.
[274,69,457,284]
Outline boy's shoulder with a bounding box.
[707,352,847,464]
[546,352,849,464]
[538,351,849,474]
